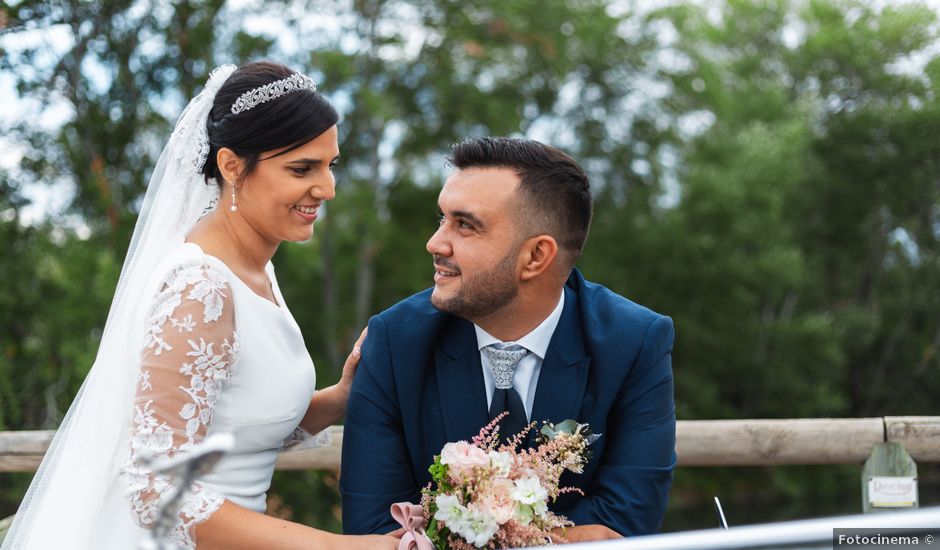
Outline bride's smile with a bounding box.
[219,124,340,245]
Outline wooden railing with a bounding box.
[2,417,938,473]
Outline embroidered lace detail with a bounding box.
[166,64,236,174]
[193,130,211,173]
[143,264,229,357]
[122,262,238,549]
[281,422,332,451]
[281,391,332,451]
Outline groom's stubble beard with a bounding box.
[430,244,520,320]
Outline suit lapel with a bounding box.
[530,286,591,426]
[435,318,490,441]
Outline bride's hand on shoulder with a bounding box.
[338,327,368,392]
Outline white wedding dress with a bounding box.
[118,241,327,548]
[2,66,334,550]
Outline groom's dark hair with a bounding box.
[447,137,593,270]
[201,61,339,186]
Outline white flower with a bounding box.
[456,503,499,548]
[434,493,465,525]
[511,476,548,506]
[487,450,512,478]
[436,495,499,547]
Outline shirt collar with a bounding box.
[474,289,566,360]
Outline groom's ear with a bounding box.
[216,147,244,187]
[519,235,558,282]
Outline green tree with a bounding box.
[3,0,939,532]
[0,0,661,528]
[620,0,940,525]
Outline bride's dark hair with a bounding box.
[200,61,339,186]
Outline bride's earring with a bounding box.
[230,184,237,212]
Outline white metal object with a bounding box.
[544,505,940,550]
[138,433,235,550]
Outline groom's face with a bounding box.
[427,167,523,320]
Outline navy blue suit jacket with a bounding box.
[340,269,676,536]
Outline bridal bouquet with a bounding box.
[411,415,599,549]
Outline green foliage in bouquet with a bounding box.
[419,415,598,549]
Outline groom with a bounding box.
[340,137,676,540]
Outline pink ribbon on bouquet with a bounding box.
[391,502,434,550]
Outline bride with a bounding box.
[2,62,399,549]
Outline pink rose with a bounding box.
[441,441,489,479]
[478,478,515,525]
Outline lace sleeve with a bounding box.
[121,263,239,549]
[281,407,332,451]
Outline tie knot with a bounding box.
[483,343,527,389]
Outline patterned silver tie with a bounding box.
[483,343,527,389]
[483,343,529,443]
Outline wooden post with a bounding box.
[884,416,940,461]
[676,418,884,465]
[862,442,918,513]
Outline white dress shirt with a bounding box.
[474,290,565,420]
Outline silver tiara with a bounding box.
[230,72,317,115]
